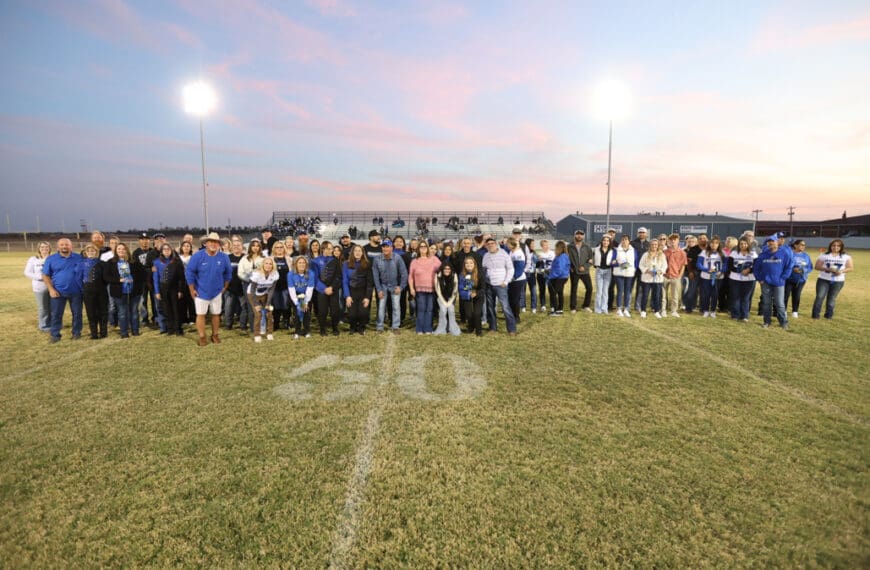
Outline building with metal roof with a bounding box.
[555,213,755,244]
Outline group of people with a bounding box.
[26,225,855,344]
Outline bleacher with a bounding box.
[267,211,557,243]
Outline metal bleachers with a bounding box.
[268,210,556,242]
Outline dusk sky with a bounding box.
[2,0,869,232]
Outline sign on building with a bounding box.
[594,224,623,233]
[679,225,708,234]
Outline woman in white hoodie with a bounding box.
[638,239,668,318]
[613,235,636,317]
[24,241,52,332]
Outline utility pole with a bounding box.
[751,209,762,234]
[787,206,795,237]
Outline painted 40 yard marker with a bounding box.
[273,353,487,402]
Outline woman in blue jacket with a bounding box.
[288,256,315,339]
[784,239,812,318]
[697,235,725,318]
[547,241,570,316]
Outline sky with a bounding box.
[1,0,869,232]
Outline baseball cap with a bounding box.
[368,229,380,237]
[638,227,648,233]
[152,233,165,239]
[512,228,522,234]
[341,233,350,238]
[574,229,585,235]
[138,232,149,239]
[381,239,393,247]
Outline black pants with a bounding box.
[463,295,484,335]
[608,276,617,310]
[293,305,311,336]
[83,288,108,338]
[508,281,525,323]
[569,271,593,310]
[160,285,183,333]
[549,278,567,312]
[536,273,549,307]
[317,291,340,334]
[347,287,370,333]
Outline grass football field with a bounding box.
[1,251,868,567]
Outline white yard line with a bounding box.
[328,333,396,569]
[0,338,121,384]
[624,319,866,427]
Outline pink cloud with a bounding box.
[752,15,870,53]
[305,0,354,18]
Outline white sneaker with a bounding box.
[617,309,624,317]
[540,305,547,312]
[703,311,710,318]
[640,311,647,318]
[624,310,631,318]
[266,334,274,341]
[521,308,526,313]
[293,334,299,340]
[671,312,680,318]
[655,312,662,319]
[254,336,262,343]
[571,309,577,314]
[710,312,717,319]
[792,311,798,318]
[531,308,536,314]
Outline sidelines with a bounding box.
[623,318,866,427]
[0,338,122,384]
[328,333,396,569]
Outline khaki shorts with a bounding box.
[194,295,223,315]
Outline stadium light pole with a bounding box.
[183,81,217,233]
[592,80,631,230]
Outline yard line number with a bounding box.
[273,354,486,402]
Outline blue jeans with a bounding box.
[812,279,844,319]
[415,292,434,333]
[35,290,51,331]
[376,289,402,330]
[485,284,517,333]
[107,286,118,326]
[729,280,754,320]
[639,282,662,312]
[699,278,718,313]
[760,283,787,326]
[116,293,142,337]
[223,291,250,329]
[524,272,537,310]
[50,293,83,339]
[614,275,633,309]
[595,269,611,313]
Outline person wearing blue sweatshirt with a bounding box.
[185,233,233,346]
[547,241,570,316]
[753,236,794,329]
[311,241,342,337]
[42,237,84,343]
[784,239,812,318]
[288,256,315,339]
[507,237,527,323]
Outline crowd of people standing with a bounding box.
[25,225,855,344]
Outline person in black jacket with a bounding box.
[81,244,108,339]
[567,230,594,313]
[343,244,374,335]
[103,243,147,338]
[315,241,343,336]
[154,244,187,335]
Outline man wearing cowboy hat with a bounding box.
[185,232,233,346]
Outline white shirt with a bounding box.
[817,253,851,282]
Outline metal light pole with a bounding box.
[605,119,613,230]
[199,118,209,233]
[183,81,217,234]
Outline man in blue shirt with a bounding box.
[42,237,83,343]
[186,233,232,346]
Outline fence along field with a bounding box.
[0,251,867,567]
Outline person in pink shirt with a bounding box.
[408,241,442,334]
